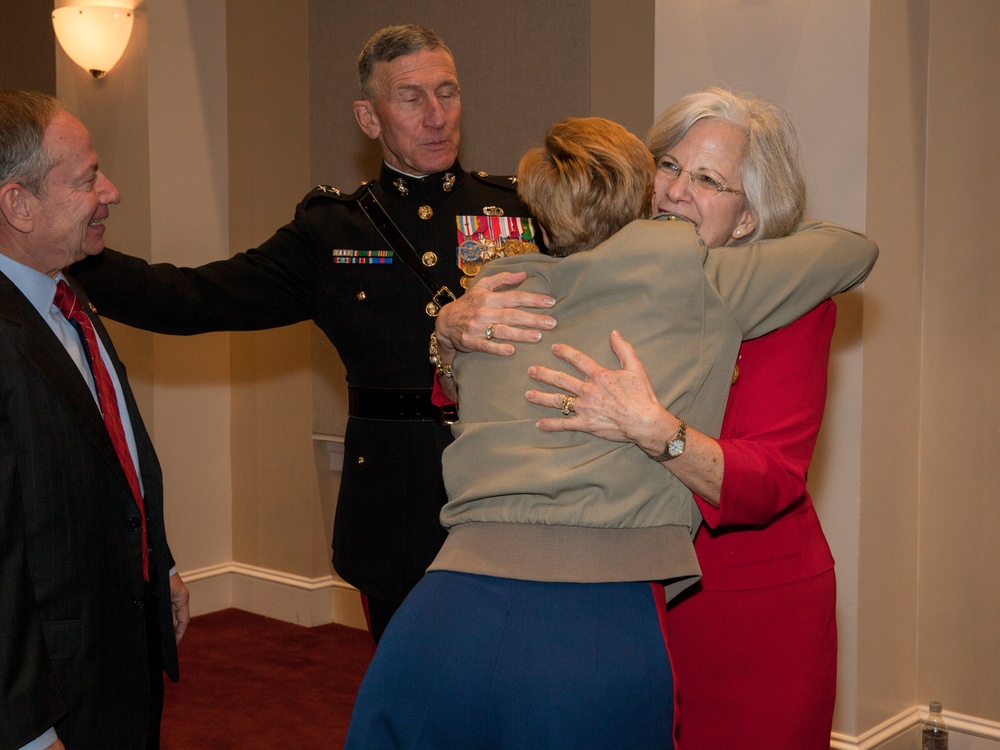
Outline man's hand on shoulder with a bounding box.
[436,271,556,356]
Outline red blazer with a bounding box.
[692,300,836,590]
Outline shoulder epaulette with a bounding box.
[303,182,369,205]
[471,170,519,191]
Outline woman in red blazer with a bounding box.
[664,299,838,749]
[523,88,857,748]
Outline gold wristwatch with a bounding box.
[650,420,687,462]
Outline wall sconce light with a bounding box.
[52,5,134,79]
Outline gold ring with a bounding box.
[560,395,575,416]
[485,323,497,341]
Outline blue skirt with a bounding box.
[344,571,674,750]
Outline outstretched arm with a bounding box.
[71,224,318,335]
[707,220,876,339]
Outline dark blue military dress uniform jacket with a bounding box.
[73,160,536,602]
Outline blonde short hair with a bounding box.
[646,86,805,242]
[517,117,654,256]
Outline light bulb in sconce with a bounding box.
[51,5,134,79]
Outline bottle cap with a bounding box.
[929,701,942,712]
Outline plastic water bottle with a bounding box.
[922,701,948,750]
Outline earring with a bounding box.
[734,229,742,237]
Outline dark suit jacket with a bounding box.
[0,271,178,750]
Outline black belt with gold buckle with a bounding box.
[347,386,457,425]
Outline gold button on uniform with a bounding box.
[422,252,438,267]
[418,205,433,220]
[356,291,366,302]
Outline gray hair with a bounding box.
[0,89,62,198]
[645,86,805,242]
[357,24,452,100]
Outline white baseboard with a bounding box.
[945,712,1000,749]
[831,706,919,749]
[179,562,368,631]
[831,706,1000,749]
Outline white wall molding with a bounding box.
[181,562,367,631]
[945,711,1000,743]
[831,707,919,749]
[831,707,1000,749]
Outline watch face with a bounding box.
[667,439,684,457]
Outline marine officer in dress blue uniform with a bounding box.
[73,24,553,642]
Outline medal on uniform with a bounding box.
[455,215,539,286]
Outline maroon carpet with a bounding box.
[161,608,374,749]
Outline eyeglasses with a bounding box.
[657,159,744,196]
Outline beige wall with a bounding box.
[223,0,331,579]
[863,0,927,736]
[916,0,1000,722]
[589,0,656,138]
[863,0,1000,736]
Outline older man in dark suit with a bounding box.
[0,89,188,750]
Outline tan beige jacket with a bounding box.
[432,218,877,599]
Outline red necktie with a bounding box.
[55,280,149,580]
